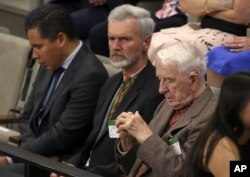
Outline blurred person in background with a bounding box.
[178,71,250,177]
[89,0,187,57]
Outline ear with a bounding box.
[56,32,67,47]
[188,71,200,90]
[142,35,152,52]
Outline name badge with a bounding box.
[167,136,182,155]
[108,120,119,138]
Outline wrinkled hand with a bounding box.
[88,0,107,6]
[116,114,136,152]
[224,37,250,52]
[0,156,8,166]
[116,111,153,145]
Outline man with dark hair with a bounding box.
[26,5,78,42]
[0,5,108,171]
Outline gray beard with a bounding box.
[111,56,139,69]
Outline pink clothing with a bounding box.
[148,23,235,65]
[155,0,180,19]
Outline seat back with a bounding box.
[0,26,10,34]
[16,60,40,113]
[0,33,30,114]
[95,54,120,77]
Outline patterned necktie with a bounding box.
[165,106,189,132]
[135,107,189,177]
[32,67,65,132]
[108,77,133,120]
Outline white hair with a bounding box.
[156,41,206,78]
[108,4,155,38]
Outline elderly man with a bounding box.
[116,41,219,177]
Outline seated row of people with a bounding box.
[1,4,163,177]
[0,3,250,177]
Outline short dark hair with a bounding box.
[26,5,77,41]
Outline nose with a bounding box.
[109,39,122,50]
[159,80,168,94]
[32,48,39,60]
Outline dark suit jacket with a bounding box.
[69,61,164,177]
[107,0,140,9]
[19,43,108,157]
[117,87,218,177]
[62,0,139,40]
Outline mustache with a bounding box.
[110,52,124,56]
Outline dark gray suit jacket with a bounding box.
[117,87,218,177]
[69,61,164,177]
[19,43,108,157]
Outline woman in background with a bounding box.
[178,72,250,177]
[148,0,250,65]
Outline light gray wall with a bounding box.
[0,0,43,38]
[0,9,26,38]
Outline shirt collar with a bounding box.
[123,63,147,81]
[61,41,83,70]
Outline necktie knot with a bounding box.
[55,67,65,73]
[54,67,65,79]
[52,67,65,90]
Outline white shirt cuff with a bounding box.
[6,157,13,164]
[117,140,128,156]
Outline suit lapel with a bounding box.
[32,69,53,118]
[168,87,212,133]
[131,103,174,176]
[91,74,123,145]
[135,87,213,176]
[42,46,84,119]
[100,74,123,119]
[149,101,174,136]
[113,61,153,118]
[96,62,154,143]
